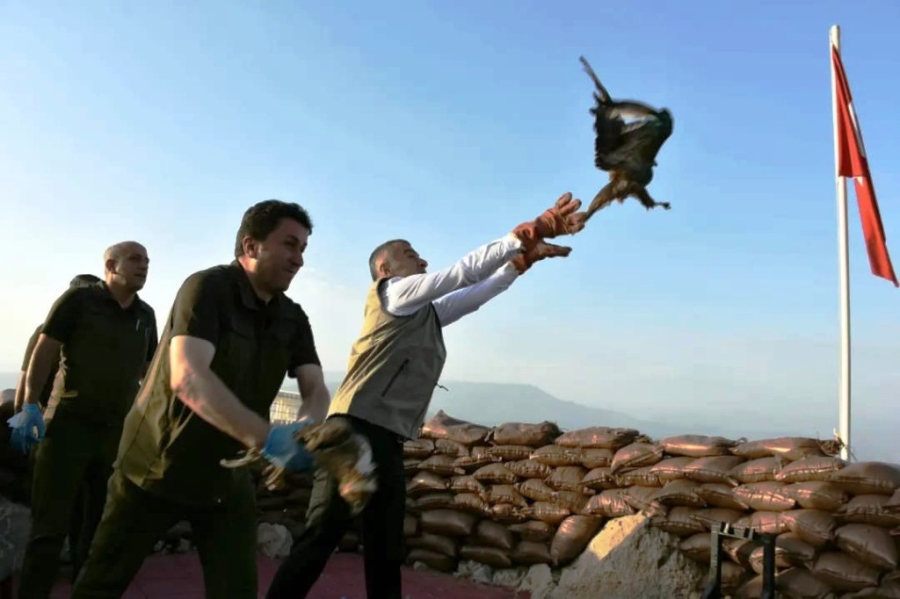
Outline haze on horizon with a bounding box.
[1,1,899,451]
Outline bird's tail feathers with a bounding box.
[579,56,611,103]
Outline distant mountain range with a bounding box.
[3,370,896,462]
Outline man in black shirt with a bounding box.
[71,200,330,599]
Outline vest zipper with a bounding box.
[381,358,409,396]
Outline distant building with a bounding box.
[270,389,303,424]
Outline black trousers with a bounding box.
[264,415,407,599]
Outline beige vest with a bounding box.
[327,278,447,439]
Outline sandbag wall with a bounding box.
[403,410,900,599]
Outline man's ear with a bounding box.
[241,236,259,259]
[377,261,392,278]
[104,258,117,274]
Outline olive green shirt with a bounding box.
[115,261,321,508]
[41,282,158,427]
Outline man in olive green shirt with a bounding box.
[71,200,330,599]
[15,243,157,599]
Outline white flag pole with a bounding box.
[830,24,852,462]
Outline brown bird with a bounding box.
[579,55,673,222]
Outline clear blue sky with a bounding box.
[2,1,899,439]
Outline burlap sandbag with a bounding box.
[472,463,518,485]
[580,448,614,469]
[489,421,560,447]
[487,444,533,461]
[582,467,617,490]
[420,509,479,537]
[649,456,697,484]
[451,493,492,516]
[553,426,639,450]
[658,434,736,457]
[547,466,590,493]
[732,510,789,535]
[415,493,456,510]
[780,509,837,547]
[531,444,584,467]
[549,515,603,567]
[719,561,753,595]
[614,466,660,488]
[730,437,837,461]
[730,456,784,484]
[775,455,847,483]
[774,532,818,568]
[505,458,552,480]
[509,520,557,543]
[449,475,488,497]
[650,506,706,536]
[489,484,528,508]
[518,479,556,503]
[682,456,745,485]
[520,501,571,525]
[491,503,528,524]
[884,488,900,513]
[453,450,497,472]
[420,410,490,445]
[689,507,745,529]
[434,438,470,458]
[407,532,458,557]
[460,544,513,569]
[609,442,665,474]
[417,454,465,477]
[811,551,881,592]
[696,483,751,510]
[551,490,591,513]
[776,567,836,599]
[406,471,448,496]
[653,479,707,508]
[678,532,711,563]
[403,438,435,459]
[845,580,900,598]
[828,461,900,496]
[622,485,667,517]
[407,547,457,572]
[834,523,898,570]
[511,540,553,565]
[836,494,900,527]
[473,519,515,551]
[403,458,422,474]
[583,489,635,518]
[784,481,849,511]
[732,481,796,512]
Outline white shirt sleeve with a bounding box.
[380,233,524,317]
[431,262,520,326]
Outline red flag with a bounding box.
[832,43,898,286]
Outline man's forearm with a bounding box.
[433,262,520,327]
[296,387,329,423]
[382,233,524,316]
[174,367,270,450]
[13,371,25,412]
[23,350,55,408]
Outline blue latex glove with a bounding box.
[261,419,315,472]
[7,404,46,455]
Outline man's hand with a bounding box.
[7,403,45,454]
[511,240,572,275]
[512,192,585,249]
[260,420,316,472]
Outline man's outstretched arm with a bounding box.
[381,233,524,316]
[431,263,520,326]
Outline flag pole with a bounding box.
[830,24,852,462]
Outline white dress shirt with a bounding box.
[379,232,524,326]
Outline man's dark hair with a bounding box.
[234,200,314,258]
[70,274,101,288]
[368,239,409,281]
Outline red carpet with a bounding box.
[48,552,529,598]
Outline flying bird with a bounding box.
[579,55,674,221]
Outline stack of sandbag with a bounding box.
[614,434,900,599]
[402,411,613,573]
